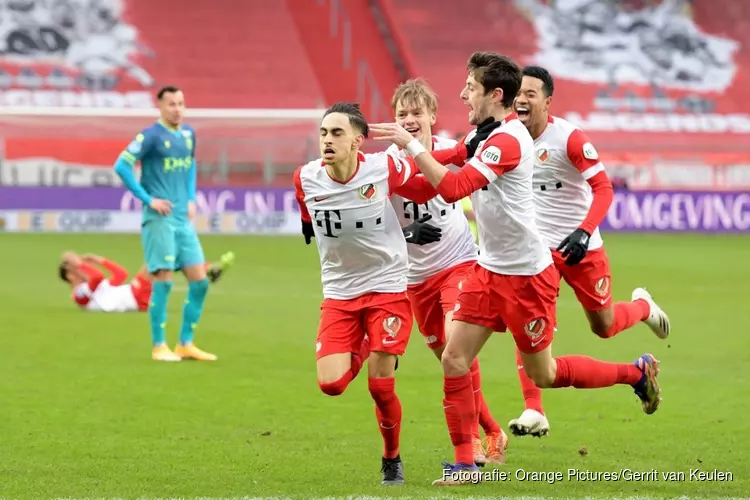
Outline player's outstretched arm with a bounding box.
[393,175,438,204]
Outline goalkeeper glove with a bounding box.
[557,228,590,266]
[402,214,442,245]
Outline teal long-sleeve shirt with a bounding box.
[114,121,197,224]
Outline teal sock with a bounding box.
[179,279,209,345]
[149,281,172,346]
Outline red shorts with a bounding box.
[316,292,413,360]
[552,248,612,311]
[407,261,474,350]
[130,274,152,312]
[452,263,560,354]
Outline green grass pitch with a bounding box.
[1,233,748,499]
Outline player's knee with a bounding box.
[318,375,350,396]
[189,278,209,298]
[526,365,556,388]
[440,347,471,377]
[587,310,614,338]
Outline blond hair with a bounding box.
[391,78,438,114]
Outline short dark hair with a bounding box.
[522,66,555,97]
[323,102,369,138]
[467,52,522,108]
[59,263,69,283]
[157,85,181,100]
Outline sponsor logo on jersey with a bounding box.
[582,142,599,160]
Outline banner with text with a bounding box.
[0,188,748,233]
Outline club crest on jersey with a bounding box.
[359,183,376,199]
[524,318,546,339]
[582,142,598,160]
[536,148,549,163]
[383,316,401,337]
[595,277,610,297]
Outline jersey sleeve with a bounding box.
[431,142,468,167]
[118,129,155,167]
[386,152,417,193]
[100,259,128,286]
[430,133,522,203]
[464,132,523,183]
[78,262,105,293]
[293,166,311,223]
[566,129,605,180]
[566,128,613,234]
[393,175,439,204]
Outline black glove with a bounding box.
[402,214,442,245]
[557,228,590,266]
[302,220,315,245]
[466,117,504,159]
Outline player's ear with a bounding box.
[429,113,437,126]
[545,95,552,110]
[352,134,365,150]
[491,87,504,106]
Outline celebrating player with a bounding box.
[507,66,671,437]
[59,251,234,314]
[113,85,216,362]
[371,51,662,486]
[387,78,508,465]
[293,102,437,486]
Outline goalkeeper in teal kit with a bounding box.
[114,86,218,362]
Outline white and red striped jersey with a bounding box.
[294,151,416,300]
[73,279,139,312]
[465,116,553,275]
[532,116,605,250]
[388,136,478,285]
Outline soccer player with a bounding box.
[371,51,661,486]
[113,85,216,362]
[59,251,234,314]
[387,78,507,465]
[293,101,438,486]
[507,66,671,437]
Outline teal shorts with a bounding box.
[141,218,205,273]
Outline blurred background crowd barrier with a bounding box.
[0,0,747,233]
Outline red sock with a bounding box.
[319,371,353,396]
[470,358,501,435]
[350,336,371,380]
[553,355,642,388]
[601,299,651,338]
[369,377,402,459]
[443,372,476,465]
[516,349,544,414]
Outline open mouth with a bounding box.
[516,106,530,119]
[323,147,335,159]
[405,126,420,137]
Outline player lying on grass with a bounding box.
[59,252,234,315]
[507,66,672,438]
[386,78,508,466]
[371,51,662,486]
[293,102,445,486]
[113,85,216,362]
